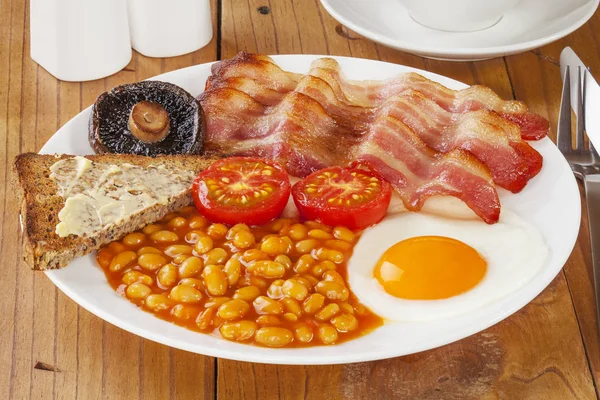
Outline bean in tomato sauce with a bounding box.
[96,207,383,347]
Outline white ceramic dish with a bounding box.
[320,0,599,60]
[41,55,580,365]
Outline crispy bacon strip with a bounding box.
[375,91,542,192]
[290,74,541,193]
[200,87,359,177]
[207,53,550,141]
[308,58,550,140]
[353,115,501,224]
[204,56,545,189]
[206,52,301,94]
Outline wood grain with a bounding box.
[0,0,599,398]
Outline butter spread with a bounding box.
[50,156,195,237]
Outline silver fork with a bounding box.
[558,65,600,328]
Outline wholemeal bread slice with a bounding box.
[13,153,219,271]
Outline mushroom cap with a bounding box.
[89,81,204,156]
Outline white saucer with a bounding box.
[320,0,599,60]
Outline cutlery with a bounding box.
[557,62,600,331]
[560,47,600,151]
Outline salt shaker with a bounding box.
[30,0,132,82]
[126,0,213,58]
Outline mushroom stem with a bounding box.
[128,101,170,143]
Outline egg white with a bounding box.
[347,209,548,322]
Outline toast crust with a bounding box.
[13,153,219,270]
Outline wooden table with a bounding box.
[1,0,599,398]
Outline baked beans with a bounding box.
[97,209,382,348]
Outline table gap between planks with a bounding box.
[0,0,599,398]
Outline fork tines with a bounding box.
[558,65,600,163]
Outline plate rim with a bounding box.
[41,54,581,364]
[319,0,599,59]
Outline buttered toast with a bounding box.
[13,153,218,270]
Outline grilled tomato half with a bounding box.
[292,166,392,230]
[192,157,291,225]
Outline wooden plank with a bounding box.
[2,1,35,399]
[216,1,598,399]
[171,350,215,400]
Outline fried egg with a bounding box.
[347,209,548,322]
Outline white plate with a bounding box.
[320,0,599,60]
[41,55,580,364]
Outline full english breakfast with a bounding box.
[13,52,551,348]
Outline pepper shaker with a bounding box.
[126,0,213,58]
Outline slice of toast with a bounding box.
[13,153,219,270]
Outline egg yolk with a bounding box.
[373,236,487,300]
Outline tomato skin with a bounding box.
[292,166,392,230]
[192,157,291,226]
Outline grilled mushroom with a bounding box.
[89,81,204,156]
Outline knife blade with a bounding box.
[560,47,600,151]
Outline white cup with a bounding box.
[399,0,522,32]
[126,0,213,58]
[30,0,132,82]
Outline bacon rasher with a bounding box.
[199,52,549,223]
[374,91,542,193]
[200,87,360,177]
[291,75,542,193]
[206,52,301,96]
[307,58,550,140]
[353,115,500,223]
